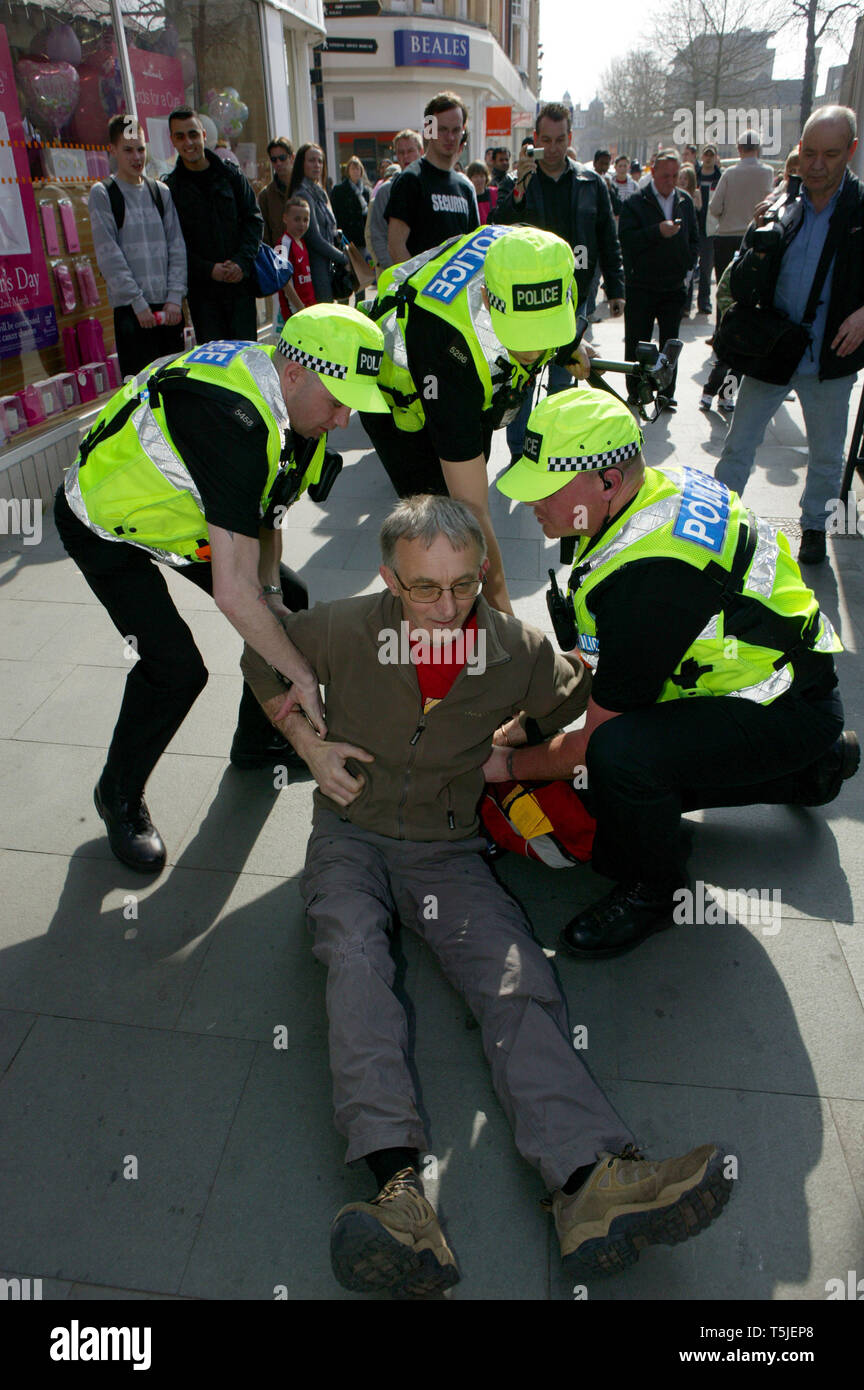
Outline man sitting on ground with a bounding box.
[240,494,735,1297]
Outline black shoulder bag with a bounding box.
[714,209,841,386]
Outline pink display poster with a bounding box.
[128,46,184,162]
[0,26,59,359]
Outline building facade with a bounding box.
[315,0,539,178]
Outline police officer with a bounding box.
[486,386,859,956]
[360,224,593,613]
[54,305,389,873]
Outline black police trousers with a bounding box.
[54,485,307,796]
[359,409,494,498]
[582,684,844,890]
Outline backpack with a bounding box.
[480,779,596,868]
[104,175,165,230]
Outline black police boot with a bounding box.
[94,776,166,874]
[794,730,860,806]
[798,529,827,565]
[558,880,682,960]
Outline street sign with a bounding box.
[324,1,382,16]
[321,37,378,53]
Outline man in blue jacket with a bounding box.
[715,106,864,566]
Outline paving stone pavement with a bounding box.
[1,308,862,1303]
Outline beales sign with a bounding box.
[394,30,470,69]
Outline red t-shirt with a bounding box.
[278,234,315,318]
[414,614,479,713]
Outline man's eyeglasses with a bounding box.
[270,152,290,163]
[392,570,483,603]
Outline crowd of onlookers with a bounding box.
[91,93,863,569]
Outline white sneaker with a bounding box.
[699,394,713,410]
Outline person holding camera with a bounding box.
[714,106,864,566]
[491,103,624,460]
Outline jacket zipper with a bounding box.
[396,709,426,839]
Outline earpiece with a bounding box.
[601,474,613,491]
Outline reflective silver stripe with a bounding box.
[65,466,119,544]
[695,614,719,641]
[744,516,779,598]
[814,613,839,652]
[467,271,507,380]
[238,345,290,439]
[137,397,202,506]
[381,306,410,371]
[572,495,680,579]
[728,664,793,704]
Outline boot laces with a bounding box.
[374,1167,421,1204]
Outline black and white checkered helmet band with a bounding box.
[276,338,349,379]
[547,439,641,471]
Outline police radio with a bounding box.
[546,568,578,651]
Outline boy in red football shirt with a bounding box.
[278,196,316,324]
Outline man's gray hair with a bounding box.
[803,104,857,146]
[380,495,487,569]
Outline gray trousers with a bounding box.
[300,810,633,1191]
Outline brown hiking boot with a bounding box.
[553,1143,734,1276]
[330,1168,460,1297]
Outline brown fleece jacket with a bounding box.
[240,588,591,842]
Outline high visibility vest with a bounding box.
[568,465,842,704]
[64,340,326,566]
[370,225,568,432]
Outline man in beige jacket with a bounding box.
[709,130,775,280]
[241,493,734,1298]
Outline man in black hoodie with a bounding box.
[165,107,263,344]
[618,149,699,407]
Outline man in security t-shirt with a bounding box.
[387,157,479,257]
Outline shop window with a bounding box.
[0,0,269,448]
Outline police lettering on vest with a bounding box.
[185,340,248,368]
[673,467,730,553]
[420,224,509,305]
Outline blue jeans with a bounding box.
[505,362,574,460]
[714,371,857,531]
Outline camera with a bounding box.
[524,145,544,160]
